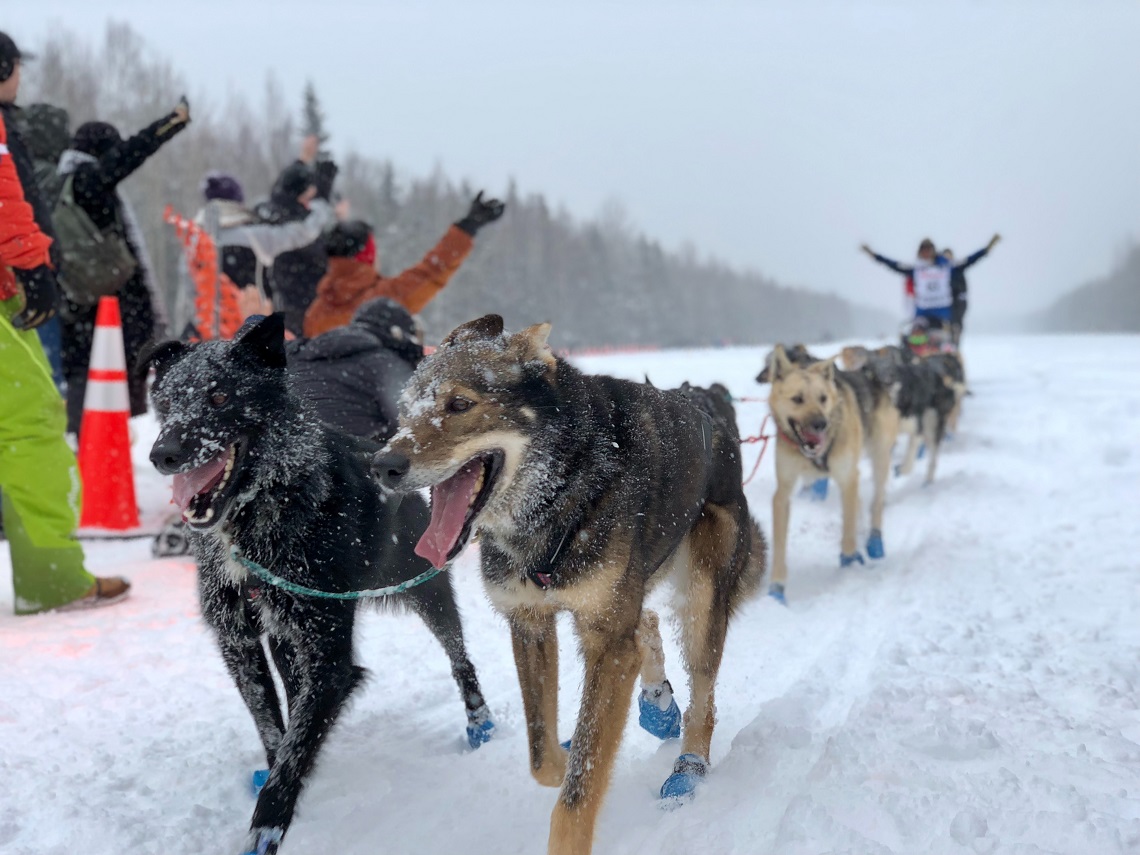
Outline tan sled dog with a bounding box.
[372,315,766,855]
[766,345,899,602]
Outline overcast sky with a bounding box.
[19,0,1140,324]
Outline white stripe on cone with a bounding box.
[83,379,131,413]
[88,320,128,374]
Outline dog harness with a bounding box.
[525,408,716,591]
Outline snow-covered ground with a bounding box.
[2,334,1138,855]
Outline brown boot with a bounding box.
[56,576,131,611]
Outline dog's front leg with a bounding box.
[208,597,286,767]
[835,464,861,557]
[549,622,640,855]
[248,619,364,853]
[510,609,566,787]
[770,453,796,588]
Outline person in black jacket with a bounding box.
[286,297,423,441]
[57,100,190,433]
[257,150,339,337]
[941,235,1000,347]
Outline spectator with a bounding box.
[0,30,129,612]
[289,298,424,441]
[14,101,70,391]
[941,236,1000,346]
[56,99,190,433]
[256,137,338,336]
[303,191,505,338]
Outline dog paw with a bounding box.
[249,769,270,798]
[240,826,283,855]
[639,681,682,740]
[466,704,496,749]
[466,718,495,749]
[840,551,865,568]
[808,478,828,502]
[660,753,708,805]
[767,582,787,605]
[866,530,884,560]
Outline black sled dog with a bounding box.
[372,315,766,855]
[140,314,492,855]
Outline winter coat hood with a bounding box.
[17,103,70,163]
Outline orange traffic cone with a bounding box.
[77,296,140,531]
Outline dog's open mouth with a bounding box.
[173,443,243,528]
[415,451,504,569]
[790,420,827,458]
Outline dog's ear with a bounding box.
[135,338,187,384]
[509,322,557,373]
[441,314,505,348]
[233,313,287,370]
[809,356,837,384]
[767,344,793,382]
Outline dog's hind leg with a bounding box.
[268,637,301,718]
[661,505,738,800]
[922,408,943,485]
[248,616,363,854]
[636,609,681,739]
[510,609,568,788]
[549,616,641,855]
[404,573,493,747]
[896,417,920,476]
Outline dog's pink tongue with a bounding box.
[415,461,481,569]
[172,453,228,511]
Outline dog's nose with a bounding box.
[150,435,184,475]
[372,451,410,490]
[809,417,828,433]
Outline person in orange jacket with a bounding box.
[302,191,504,338]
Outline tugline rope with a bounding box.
[232,547,445,600]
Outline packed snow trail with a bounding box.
[1,335,1138,854]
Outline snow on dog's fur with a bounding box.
[140,314,492,855]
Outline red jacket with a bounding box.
[0,111,53,300]
[303,225,473,338]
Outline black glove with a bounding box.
[455,191,505,236]
[314,160,339,201]
[11,265,60,331]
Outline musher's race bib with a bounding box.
[913,264,952,310]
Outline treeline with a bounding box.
[1031,243,1140,334]
[24,22,891,349]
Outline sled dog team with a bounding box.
[142,315,962,855]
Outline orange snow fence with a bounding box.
[165,205,243,341]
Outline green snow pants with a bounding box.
[0,296,94,614]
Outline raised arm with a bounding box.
[956,233,1001,270]
[861,244,913,274]
[242,199,337,266]
[82,98,190,194]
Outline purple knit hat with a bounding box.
[201,172,244,203]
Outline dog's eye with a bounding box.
[447,396,473,414]
[791,394,804,405]
[210,392,229,407]
[819,395,827,404]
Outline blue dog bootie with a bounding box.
[660,753,708,804]
[241,826,283,855]
[917,443,927,460]
[840,551,865,568]
[249,768,270,798]
[639,680,682,740]
[866,529,885,560]
[767,582,787,605]
[808,478,829,502]
[466,704,496,749]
